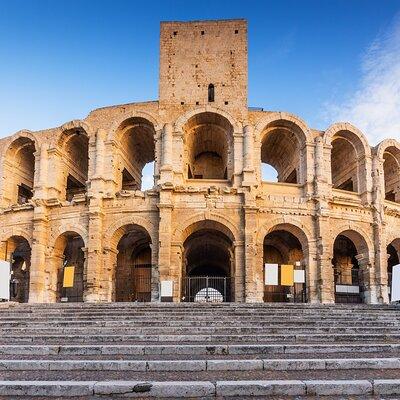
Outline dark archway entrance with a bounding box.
[182,227,234,302]
[54,233,85,302]
[332,234,365,303]
[115,226,152,302]
[263,230,306,303]
[5,236,31,303]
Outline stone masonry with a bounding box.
[1,19,399,304]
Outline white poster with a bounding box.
[0,261,10,300]
[160,280,173,297]
[391,264,400,302]
[265,264,278,285]
[294,269,305,284]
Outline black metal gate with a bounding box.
[182,276,232,302]
[131,263,152,302]
[334,267,363,303]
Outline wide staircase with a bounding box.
[0,302,400,398]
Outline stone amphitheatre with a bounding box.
[2,18,400,399]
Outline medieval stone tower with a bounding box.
[1,19,399,305]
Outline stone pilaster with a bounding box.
[242,125,255,187]
[159,123,173,184]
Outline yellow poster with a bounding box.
[281,264,294,286]
[63,266,75,288]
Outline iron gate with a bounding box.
[334,267,363,303]
[182,276,233,302]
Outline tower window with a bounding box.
[201,30,205,35]
[208,84,215,102]
[235,29,239,34]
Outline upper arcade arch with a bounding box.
[3,134,37,205]
[115,117,156,191]
[57,123,90,201]
[255,112,312,185]
[182,112,234,180]
[324,123,371,194]
[375,139,400,203]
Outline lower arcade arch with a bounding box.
[263,229,306,303]
[114,224,152,302]
[332,230,369,303]
[182,221,234,302]
[1,236,31,302]
[53,232,85,302]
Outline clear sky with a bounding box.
[1,0,399,146]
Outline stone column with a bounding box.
[100,247,118,302]
[47,148,63,200]
[29,207,49,303]
[34,144,49,200]
[357,253,377,304]
[242,125,255,186]
[157,190,174,301]
[160,123,173,184]
[314,137,335,303]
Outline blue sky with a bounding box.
[1,0,399,145]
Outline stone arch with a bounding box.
[108,110,162,141]
[0,227,33,247]
[50,230,86,303]
[104,215,156,251]
[324,123,371,193]
[105,219,154,302]
[330,224,372,257]
[2,133,38,205]
[255,112,312,184]
[174,105,241,133]
[180,111,235,180]
[375,139,400,202]
[112,115,157,191]
[331,227,372,304]
[49,224,88,250]
[56,121,91,201]
[172,212,240,244]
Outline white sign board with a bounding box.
[294,270,305,284]
[0,261,10,300]
[160,280,173,297]
[335,285,360,294]
[265,264,278,285]
[391,264,400,302]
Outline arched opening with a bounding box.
[263,229,306,303]
[182,221,234,302]
[387,239,400,301]
[53,232,85,302]
[332,231,369,303]
[382,147,400,202]
[330,130,367,193]
[184,112,233,180]
[59,129,89,201]
[4,137,36,205]
[260,121,304,184]
[117,118,156,191]
[115,225,152,302]
[0,236,31,302]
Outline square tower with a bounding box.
[159,19,248,114]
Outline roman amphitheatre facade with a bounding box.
[2,19,399,305]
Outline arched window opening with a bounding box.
[261,163,279,182]
[331,131,359,192]
[383,147,400,202]
[332,233,366,304]
[1,236,31,303]
[115,225,152,302]
[263,230,306,303]
[54,233,85,303]
[184,112,233,180]
[208,84,215,102]
[117,118,155,191]
[60,129,89,201]
[4,137,36,205]
[182,221,235,302]
[260,122,302,184]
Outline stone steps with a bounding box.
[1,303,400,398]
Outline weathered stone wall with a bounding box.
[1,19,399,305]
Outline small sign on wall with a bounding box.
[264,264,278,285]
[0,261,10,300]
[63,266,75,288]
[160,280,173,302]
